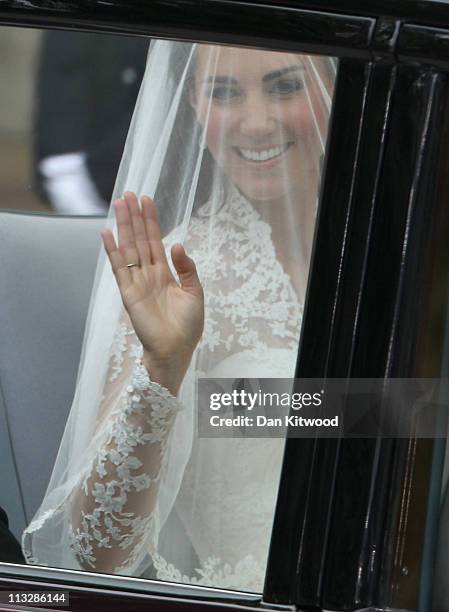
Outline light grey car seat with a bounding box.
[0,211,104,540]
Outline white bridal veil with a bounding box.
[23,39,336,591]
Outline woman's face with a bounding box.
[192,46,320,205]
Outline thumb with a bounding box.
[171,244,203,296]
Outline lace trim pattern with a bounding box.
[192,190,302,359]
[109,323,142,382]
[153,552,265,592]
[68,363,182,571]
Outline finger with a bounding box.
[101,229,132,292]
[171,244,203,297]
[115,197,134,249]
[115,195,140,266]
[125,191,152,266]
[141,196,168,265]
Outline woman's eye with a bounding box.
[270,78,303,96]
[206,86,241,102]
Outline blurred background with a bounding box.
[0,26,149,215]
[1,27,43,212]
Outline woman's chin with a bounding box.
[235,183,290,206]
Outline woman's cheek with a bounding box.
[203,113,226,161]
[290,105,316,140]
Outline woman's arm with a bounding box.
[68,193,204,573]
[68,335,181,573]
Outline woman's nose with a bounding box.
[239,94,276,137]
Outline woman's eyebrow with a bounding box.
[262,65,304,82]
[202,75,238,84]
[201,65,304,84]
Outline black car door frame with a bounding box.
[268,52,449,611]
[1,1,449,611]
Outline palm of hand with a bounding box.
[123,263,204,361]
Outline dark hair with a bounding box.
[153,42,227,235]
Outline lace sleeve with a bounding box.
[23,315,181,575]
[67,314,183,574]
[70,366,179,573]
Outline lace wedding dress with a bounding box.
[23,189,303,593]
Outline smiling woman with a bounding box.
[192,48,325,208]
[22,40,336,592]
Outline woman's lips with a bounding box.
[233,142,292,169]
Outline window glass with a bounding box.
[0,27,148,215]
[0,28,337,593]
[1,26,44,212]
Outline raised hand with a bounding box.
[101,192,204,395]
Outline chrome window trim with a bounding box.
[0,562,261,602]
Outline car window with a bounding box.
[0,25,338,594]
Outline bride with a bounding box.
[22,40,335,592]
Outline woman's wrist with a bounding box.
[141,350,189,397]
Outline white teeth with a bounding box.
[237,143,290,162]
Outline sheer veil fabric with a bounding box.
[22,40,335,591]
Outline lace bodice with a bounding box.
[23,190,303,592]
